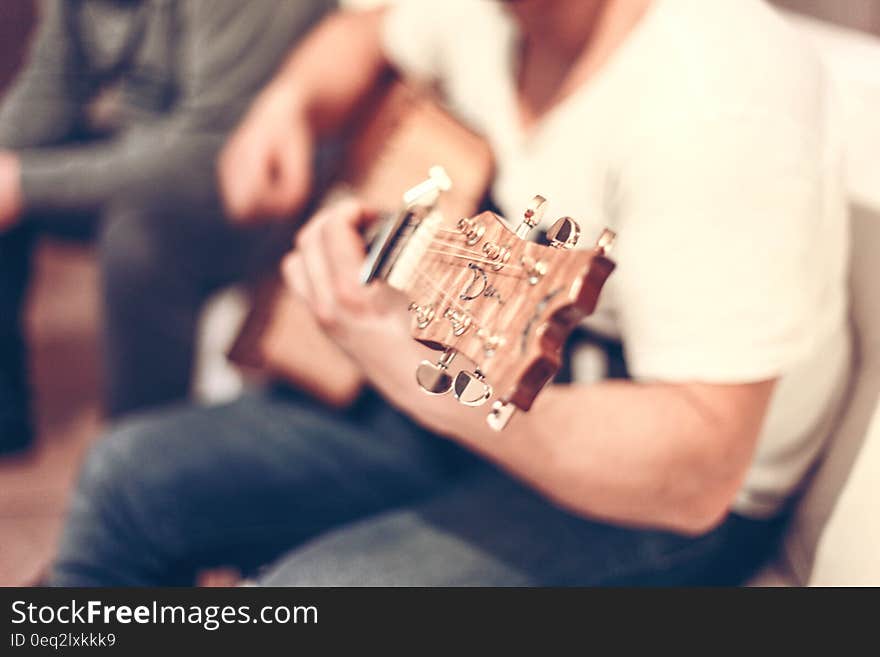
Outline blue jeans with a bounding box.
[52,387,786,586]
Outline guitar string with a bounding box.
[389,222,535,339]
[387,223,531,277]
[399,225,531,273]
[423,249,527,271]
[379,219,547,349]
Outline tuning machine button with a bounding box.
[453,370,492,406]
[416,349,456,395]
[595,228,616,254]
[486,400,517,431]
[546,216,580,249]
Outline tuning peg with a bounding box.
[516,195,548,238]
[546,216,580,249]
[595,228,616,254]
[416,349,456,395]
[453,370,492,406]
[486,400,517,431]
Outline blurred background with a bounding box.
[0,0,878,586]
[774,0,880,33]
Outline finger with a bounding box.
[252,151,291,220]
[330,196,378,233]
[321,207,368,308]
[294,201,336,250]
[301,232,337,322]
[281,251,315,310]
[258,134,311,220]
[219,141,263,221]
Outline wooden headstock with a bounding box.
[366,170,616,430]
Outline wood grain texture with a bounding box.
[394,211,615,411]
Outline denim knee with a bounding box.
[53,418,175,585]
[73,420,157,518]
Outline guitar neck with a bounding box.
[360,169,450,297]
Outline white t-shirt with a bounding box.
[382,0,851,517]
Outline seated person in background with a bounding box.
[0,0,333,454]
[52,0,850,586]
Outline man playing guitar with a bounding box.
[53,0,850,586]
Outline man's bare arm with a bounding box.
[376,342,775,536]
[219,9,388,221]
[286,200,777,537]
[272,8,389,135]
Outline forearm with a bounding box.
[369,339,772,535]
[0,81,81,151]
[0,0,88,150]
[285,194,773,538]
[267,8,390,135]
[17,129,223,215]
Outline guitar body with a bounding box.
[228,83,495,405]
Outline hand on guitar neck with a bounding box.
[281,196,417,386]
[224,83,614,429]
[282,176,615,431]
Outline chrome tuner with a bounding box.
[516,195,548,238]
[453,370,492,406]
[546,216,581,249]
[596,228,616,254]
[487,400,517,431]
[416,349,456,395]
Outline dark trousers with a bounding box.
[0,154,292,448]
[52,387,787,587]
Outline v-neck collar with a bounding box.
[496,0,667,151]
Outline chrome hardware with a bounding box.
[408,302,436,329]
[521,256,548,285]
[487,400,517,431]
[546,216,581,249]
[453,370,492,406]
[457,216,485,246]
[482,242,511,270]
[516,195,547,238]
[444,307,472,336]
[596,228,616,254]
[416,349,456,395]
[477,328,504,357]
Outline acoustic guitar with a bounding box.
[229,83,615,430]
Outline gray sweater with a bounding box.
[0,0,333,213]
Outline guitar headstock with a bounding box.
[365,169,616,430]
